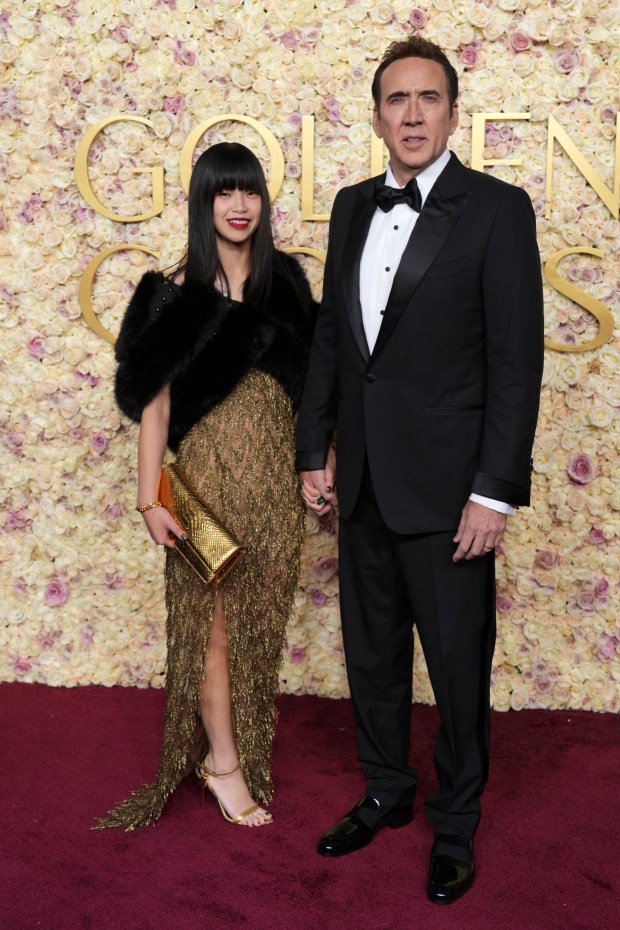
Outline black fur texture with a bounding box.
[115,254,316,451]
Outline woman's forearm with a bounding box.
[137,385,171,508]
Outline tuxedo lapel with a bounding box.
[341,181,379,364]
[371,154,472,361]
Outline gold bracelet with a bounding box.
[136,501,163,513]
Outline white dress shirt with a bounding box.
[359,151,515,517]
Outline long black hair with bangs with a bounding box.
[173,142,274,307]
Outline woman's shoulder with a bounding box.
[115,270,184,361]
[127,269,182,309]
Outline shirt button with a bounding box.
[394,225,399,230]
[385,267,390,272]
[366,373,376,383]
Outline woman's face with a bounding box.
[213,187,262,248]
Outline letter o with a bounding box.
[179,115,285,201]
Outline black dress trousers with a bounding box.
[338,463,496,838]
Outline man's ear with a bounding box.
[449,101,459,135]
[372,106,383,139]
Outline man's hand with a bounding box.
[453,500,507,562]
[300,451,337,516]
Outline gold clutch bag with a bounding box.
[158,463,243,585]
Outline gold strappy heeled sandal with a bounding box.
[194,762,272,826]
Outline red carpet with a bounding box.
[1,683,618,930]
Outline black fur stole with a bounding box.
[114,254,316,451]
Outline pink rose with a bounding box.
[310,588,327,607]
[163,95,185,113]
[28,337,46,360]
[6,509,30,531]
[576,592,596,611]
[325,96,341,121]
[594,579,609,597]
[588,529,605,545]
[45,578,69,607]
[311,557,339,582]
[173,42,196,67]
[105,503,124,520]
[288,646,306,664]
[13,657,32,677]
[485,125,502,146]
[554,46,581,74]
[408,9,428,28]
[111,23,130,42]
[509,31,531,53]
[460,45,478,69]
[281,30,297,50]
[496,596,513,612]
[535,550,558,569]
[5,432,24,452]
[91,432,107,454]
[596,636,618,662]
[567,453,595,485]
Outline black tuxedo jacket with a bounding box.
[296,153,544,533]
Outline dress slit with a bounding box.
[96,371,305,831]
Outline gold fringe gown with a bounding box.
[98,370,306,830]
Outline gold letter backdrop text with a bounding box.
[78,245,160,344]
[75,117,165,222]
[179,115,285,201]
[544,248,613,353]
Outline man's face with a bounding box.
[372,56,458,185]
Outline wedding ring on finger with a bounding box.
[483,544,494,551]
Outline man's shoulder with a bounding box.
[333,175,380,206]
[463,162,531,205]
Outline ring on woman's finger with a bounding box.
[315,495,326,505]
[325,485,333,492]
[483,544,494,551]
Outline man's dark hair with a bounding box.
[371,36,459,111]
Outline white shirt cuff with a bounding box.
[469,493,516,516]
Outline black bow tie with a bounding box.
[374,177,422,213]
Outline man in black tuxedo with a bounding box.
[296,35,543,904]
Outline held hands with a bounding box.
[453,500,507,562]
[300,448,337,516]
[140,505,187,548]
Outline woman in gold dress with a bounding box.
[99,143,315,830]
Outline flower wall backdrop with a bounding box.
[1,0,618,711]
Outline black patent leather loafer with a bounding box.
[427,836,474,904]
[317,796,413,857]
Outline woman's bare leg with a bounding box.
[199,595,271,826]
